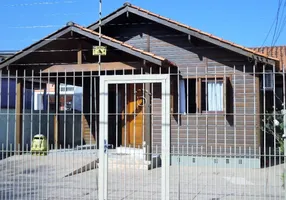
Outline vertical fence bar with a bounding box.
[21,70,26,200]
[98,77,108,200]
[124,80,127,199]
[39,70,42,143]
[72,70,75,149]
[273,65,277,162]
[262,64,267,199]
[253,64,257,154]
[55,71,59,149]
[187,66,190,200]
[233,65,237,200]
[47,71,50,151]
[94,74,97,147]
[0,70,2,114]
[164,74,171,200]
[243,65,246,155]
[224,65,227,198]
[22,70,26,153]
[64,70,67,148]
[15,70,18,152]
[205,65,209,200]
[6,70,10,155]
[233,65,237,156]
[29,70,33,200]
[243,65,246,200]
[282,64,286,200]
[273,64,277,199]
[115,82,118,149]
[46,71,50,198]
[81,70,84,148]
[133,80,136,200]
[89,70,92,147]
[30,70,34,147]
[151,79,154,200]
[14,70,17,198]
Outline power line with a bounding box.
[4,1,77,7]
[272,0,286,46]
[42,12,94,17]
[260,20,275,48]
[270,0,283,48]
[260,0,284,48]
[8,25,63,29]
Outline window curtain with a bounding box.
[207,82,223,111]
[36,94,43,110]
[179,79,186,114]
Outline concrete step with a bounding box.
[107,153,161,170]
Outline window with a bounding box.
[201,79,223,112]
[180,77,232,113]
[60,85,75,92]
[262,70,274,91]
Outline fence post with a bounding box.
[282,109,286,199]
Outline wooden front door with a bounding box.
[124,83,144,147]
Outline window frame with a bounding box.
[184,75,231,114]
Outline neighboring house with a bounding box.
[34,84,82,111]
[0,51,17,62]
[251,46,286,109]
[0,3,284,167]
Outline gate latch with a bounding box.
[104,139,112,153]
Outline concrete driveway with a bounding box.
[0,150,284,200]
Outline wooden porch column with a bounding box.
[54,82,60,148]
[77,43,82,64]
[15,79,23,152]
[144,82,152,161]
[82,77,96,145]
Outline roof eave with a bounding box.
[0,24,174,70]
[87,4,278,67]
[70,26,167,67]
[126,6,279,66]
[87,5,128,30]
[0,26,73,69]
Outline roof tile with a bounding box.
[127,3,279,62]
[251,46,286,71]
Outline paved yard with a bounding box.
[0,150,285,199]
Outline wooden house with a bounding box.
[0,3,283,167]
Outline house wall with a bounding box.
[100,18,260,154]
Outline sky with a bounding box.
[0,0,286,50]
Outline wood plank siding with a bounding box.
[99,14,261,154]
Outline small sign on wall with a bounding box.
[92,46,107,56]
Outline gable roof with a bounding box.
[88,3,279,66]
[0,22,176,69]
[251,46,286,71]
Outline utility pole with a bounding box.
[283,109,286,200]
[98,0,102,72]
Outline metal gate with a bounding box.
[98,74,171,200]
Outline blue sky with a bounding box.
[0,0,286,50]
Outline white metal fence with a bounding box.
[0,65,285,199]
[0,146,284,199]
